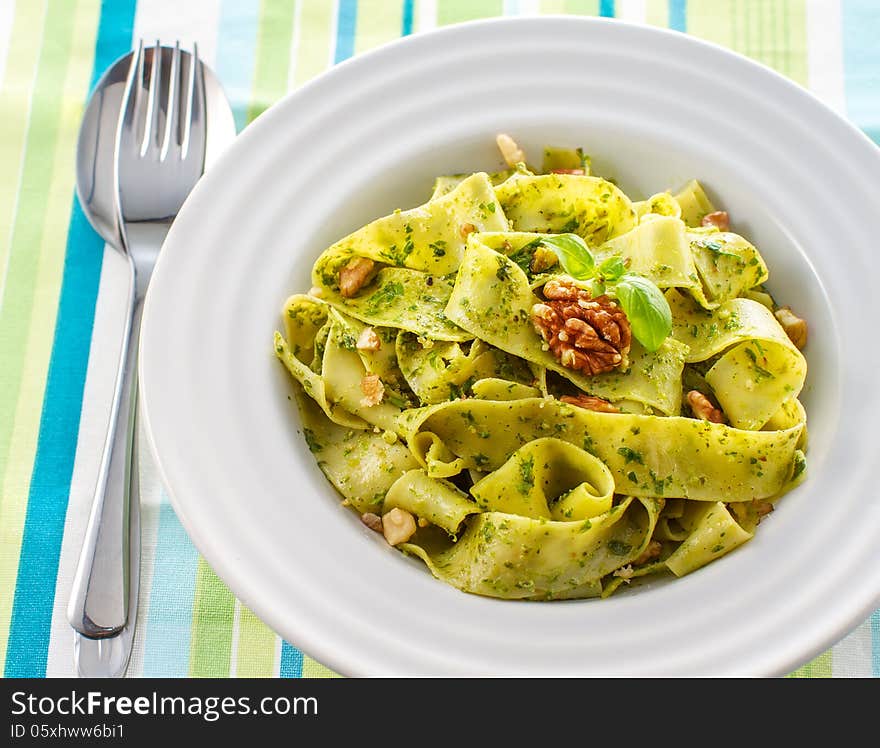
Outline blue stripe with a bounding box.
[3,0,136,678]
[215,0,259,133]
[279,640,304,677]
[141,502,200,677]
[669,0,686,32]
[842,0,880,144]
[871,609,880,677]
[599,0,615,19]
[401,0,414,36]
[334,0,358,63]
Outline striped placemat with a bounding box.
[0,0,877,679]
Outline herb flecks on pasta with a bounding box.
[275,134,809,601]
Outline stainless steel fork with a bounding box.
[68,40,208,677]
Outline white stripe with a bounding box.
[328,0,340,67]
[0,0,16,88]
[274,635,283,676]
[805,0,846,113]
[45,249,131,677]
[46,0,226,677]
[831,619,875,677]
[617,0,647,25]
[0,0,48,312]
[507,0,541,15]
[122,431,168,676]
[132,0,222,67]
[228,599,242,676]
[416,0,437,33]
[287,0,303,91]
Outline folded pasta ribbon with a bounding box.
[398,397,804,502]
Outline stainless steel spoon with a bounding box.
[70,45,234,677]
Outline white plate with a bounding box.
[140,17,880,676]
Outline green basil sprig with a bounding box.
[538,234,596,280]
[612,273,673,352]
[538,233,672,352]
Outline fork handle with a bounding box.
[67,259,141,638]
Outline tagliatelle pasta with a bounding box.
[274,136,809,601]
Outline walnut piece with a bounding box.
[496,133,526,167]
[531,278,631,376]
[550,168,586,175]
[774,306,807,349]
[360,512,383,532]
[459,222,477,240]
[356,327,381,351]
[529,246,559,274]
[382,507,416,546]
[701,210,730,231]
[339,257,376,298]
[633,540,662,566]
[360,374,385,407]
[559,394,620,413]
[754,500,774,519]
[686,390,726,424]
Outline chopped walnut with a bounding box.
[529,246,559,274]
[356,327,381,351]
[686,390,726,424]
[496,133,526,167]
[531,279,631,376]
[459,222,477,240]
[754,500,774,519]
[360,374,385,407]
[339,257,377,298]
[360,512,383,532]
[633,540,662,566]
[550,168,585,175]
[559,394,620,413]
[774,306,807,349]
[382,507,416,546]
[701,211,730,231]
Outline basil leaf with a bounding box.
[612,273,672,352]
[598,254,628,282]
[692,238,740,260]
[539,234,596,280]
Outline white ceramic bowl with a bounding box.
[140,17,880,676]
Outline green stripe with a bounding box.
[0,0,45,298]
[246,0,297,123]
[541,0,600,14]
[787,649,833,678]
[189,559,236,677]
[355,0,404,54]
[0,0,89,669]
[687,0,807,85]
[302,655,340,677]
[646,0,669,26]
[293,0,335,87]
[437,0,504,25]
[235,606,278,677]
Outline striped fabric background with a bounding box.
[0,0,877,679]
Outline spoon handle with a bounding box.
[67,257,141,638]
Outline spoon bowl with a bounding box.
[76,47,234,250]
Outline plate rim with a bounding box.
[139,15,880,677]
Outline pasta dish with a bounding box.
[273,135,808,600]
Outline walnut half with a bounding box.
[774,306,807,349]
[339,257,376,298]
[686,390,726,424]
[701,210,730,231]
[532,279,631,376]
[559,394,620,413]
